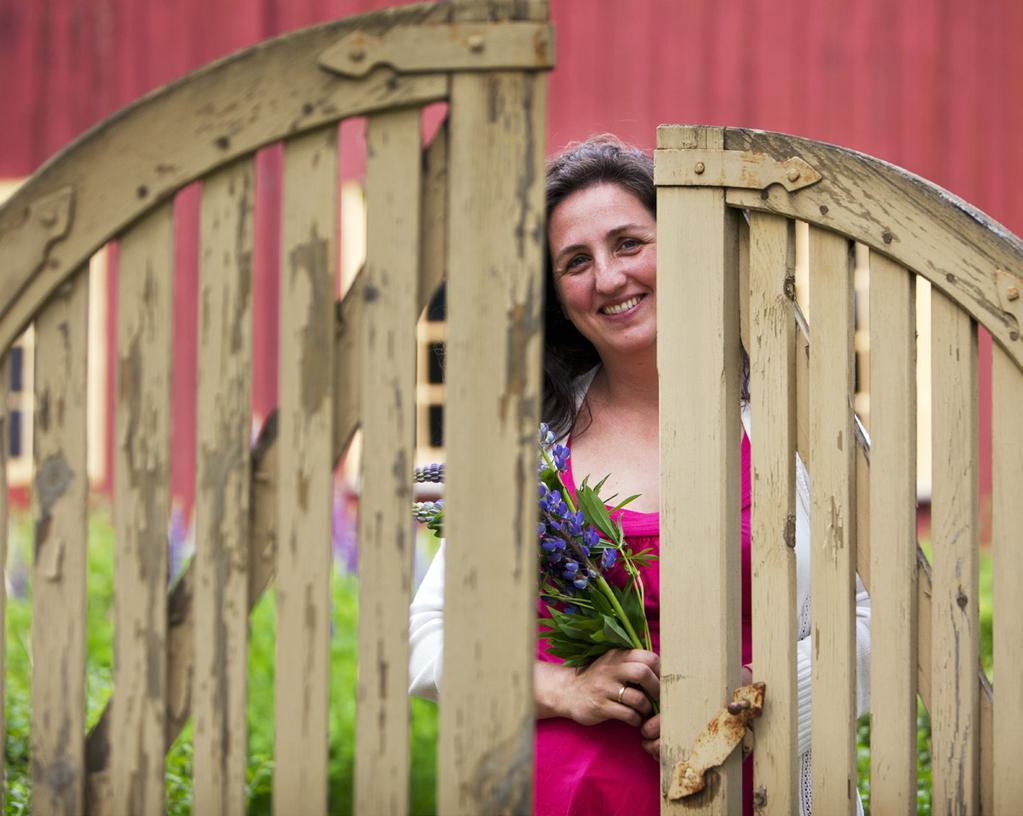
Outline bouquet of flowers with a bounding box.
[413,424,657,669]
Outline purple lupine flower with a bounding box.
[551,444,570,472]
[414,463,445,483]
[412,500,444,523]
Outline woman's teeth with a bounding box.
[602,296,641,315]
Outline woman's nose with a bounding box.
[593,255,627,293]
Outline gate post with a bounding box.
[655,125,743,814]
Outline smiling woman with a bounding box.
[408,135,871,816]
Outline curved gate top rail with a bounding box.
[0,0,553,355]
[654,125,1023,372]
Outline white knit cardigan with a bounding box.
[408,380,871,814]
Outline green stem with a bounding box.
[594,575,644,651]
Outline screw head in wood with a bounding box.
[1008,285,1020,301]
[787,168,801,182]
[349,47,366,62]
[467,34,485,53]
[694,161,705,174]
[39,208,58,228]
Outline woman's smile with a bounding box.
[600,293,646,316]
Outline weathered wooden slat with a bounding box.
[867,253,917,814]
[748,212,798,816]
[656,124,742,816]
[807,226,857,815]
[273,125,336,815]
[438,15,546,813]
[930,287,980,812]
[353,108,421,816]
[192,158,255,816]
[111,203,174,815]
[992,341,1023,811]
[31,269,89,816]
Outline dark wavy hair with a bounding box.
[542,136,656,438]
[542,135,748,438]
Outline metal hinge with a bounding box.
[319,21,555,78]
[655,148,822,192]
[667,682,766,801]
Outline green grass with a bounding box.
[3,510,438,815]
[3,512,993,814]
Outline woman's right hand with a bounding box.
[535,649,660,728]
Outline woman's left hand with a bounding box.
[640,665,753,759]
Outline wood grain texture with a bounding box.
[353,108,421,816]
[867,254,917,815]
[991,341,1023,813]
[192,158,255,816]
[0,3,454,355]
[930,287,980,814]
[438,14,546,811]
[111,203,174,815]
[723,128,1023,376]
[655,124,741,815]
[807,226,857,815]
[31,269,89,816]
[747,212,797,816]
[274,126,336,816]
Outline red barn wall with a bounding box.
[2,0,1020,521]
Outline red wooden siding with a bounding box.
[2,0,1020,518]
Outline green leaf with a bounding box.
[611,493,641,513]
[602,615,634,649]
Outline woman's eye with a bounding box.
[619,238,642,251]
[564,254,588,272]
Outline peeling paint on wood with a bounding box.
[193,156,254,816]
[111,203,173,815]
[354,106,420,816]
[274,125,335,816]
[930,288,980,813]
[748,211,798,816]
[807,225,857,815]
[31,267,88,816]
[439,21,546,811]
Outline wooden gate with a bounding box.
[2,5,1022,815]
[655,125,1022,815]
[0,2,550,813]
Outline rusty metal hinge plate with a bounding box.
[667,682,766,801]
[319,21,554,78]
[655,148,822,192]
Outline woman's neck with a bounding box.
[594,349,659,413]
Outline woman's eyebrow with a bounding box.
[554,223,653,262]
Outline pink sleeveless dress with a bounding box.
[534,433,753,816]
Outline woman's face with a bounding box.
[548,183,657,362]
